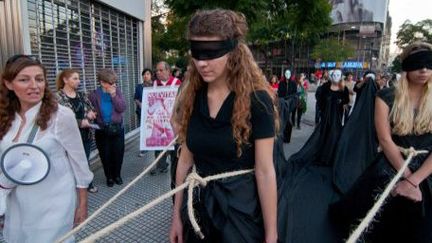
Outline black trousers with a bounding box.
[291,106,303,127]
[154,150,169,171]
[95,128,125,180]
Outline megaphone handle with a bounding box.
[27,123,39,144]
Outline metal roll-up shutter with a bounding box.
[27,0,141,134]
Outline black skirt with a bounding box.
[330,152,432,243]
[181,173,264,243]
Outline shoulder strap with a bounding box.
[27,122,39,143]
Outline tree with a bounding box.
[311,39,355,62]
[151,0,169,63]
[395,19,432,49]
[390,55,402,73]
[161,0,332,71]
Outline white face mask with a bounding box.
[329,69,342,83]
[284,70,291,80]
[365,73,376,81]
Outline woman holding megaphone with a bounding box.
[0,55,93,242]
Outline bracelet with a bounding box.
[404,178,418,188]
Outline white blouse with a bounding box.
[1,102,93,242]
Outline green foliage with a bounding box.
[151,15,167,64]
[391,55,402,73]
[311,39,355,62]
[153,0,333,68]
[396,19,432,49]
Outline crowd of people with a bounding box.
[0,7,431,243]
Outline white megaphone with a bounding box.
[1,143,50,186]
[0,144,50,215]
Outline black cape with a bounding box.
[333,79,379,193]
[274,98,290,187]
[277,85,349,243]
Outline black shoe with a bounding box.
[150,169,158,176]
[114,177,123,185]
[159,168,168,173]
[107,179,114,187]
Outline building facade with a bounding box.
[0,0,151,135]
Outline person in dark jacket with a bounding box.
[89,68,126,187]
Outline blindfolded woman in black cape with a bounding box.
[331,42,432,243]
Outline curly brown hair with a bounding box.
[0,55,58,140]
[176,9,279,156]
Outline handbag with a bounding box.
[103,123,122,136]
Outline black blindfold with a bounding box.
[190,39,238,60]
[402,50,432,72]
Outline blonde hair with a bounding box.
[390,42,432,135]
[176,9,279,156]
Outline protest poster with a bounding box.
[140,86,178,151]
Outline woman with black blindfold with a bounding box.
[169,9,279,243]
[331,42,432,242]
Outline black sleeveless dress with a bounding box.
[330,87,432,243]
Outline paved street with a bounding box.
[1,91,317,243]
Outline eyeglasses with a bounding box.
[6,54,40,66]
[102,80,116,86]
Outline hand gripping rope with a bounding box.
[346,147,429,243]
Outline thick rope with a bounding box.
[346,147,428,243]
[186,166,206,239]
[78,168,254,242]
[56,136,178,243]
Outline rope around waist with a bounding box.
[56,136,254,242]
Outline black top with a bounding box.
[69,96,85,120]
[278,80,297,98]
[376,86,395,107]
[68,95,89,141]
[181,86,275,242]
[316,82,349,114]
[377,87,432,159]
[187,86,275,176]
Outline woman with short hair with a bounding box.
[89,68,126,188]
